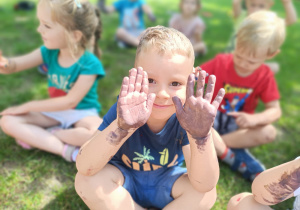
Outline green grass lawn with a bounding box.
[0,0,299,209]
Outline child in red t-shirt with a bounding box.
[199,11,286,181]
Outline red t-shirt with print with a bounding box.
[200,53,280,114]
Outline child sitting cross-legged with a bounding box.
[75,26,225,210]
[199,11,286,181]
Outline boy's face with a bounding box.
[135,48,194,123]
[246,0,272,15]
[36,1,67,50]
[233,46,270,77]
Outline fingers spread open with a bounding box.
[120,77,129,98]
[172,96,184,117]
[128,68,137,93]
[196,69,206,98]
[134,67,143,92]
[212,88,225,110]
[141,71,149,95]
[186,74,195,99]
[204,75,216,103]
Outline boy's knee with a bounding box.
[227,192,252,210]
[262,125,277,143]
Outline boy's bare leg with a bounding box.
[164,174,217,210]
[116,28,140,47]
[227,192,271,210]
[0,113,64,155]
[75,164,145,210]
[222,124,277,148]
[52,116,103,146]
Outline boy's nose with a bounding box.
[156,88,169,99]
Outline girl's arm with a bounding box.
[232,0,243,19]
[98,0,115,14]
[0,48,43,74]
[252,158,300,205]
[173,69,225,192]
[76,67,155,176]
[227,100,281,128]
[0,74,97,115]
[281,0,298,26]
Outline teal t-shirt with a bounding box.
[40,46,105,112]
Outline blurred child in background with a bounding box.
[227,157,300,210]
[99,0,156,48]
[0,0,105,162]
[199,11,286,181]
[228,0,297,73]
[169,0,206,56]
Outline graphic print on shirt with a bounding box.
[121,146,179,171]
[123,7,139,29]
[48,74,74,98]
[221,83,253,113]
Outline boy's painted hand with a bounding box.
[172,70,225,139]
[117,67,156,131]
[227,111,257,128]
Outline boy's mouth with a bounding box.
[153,103,172,109]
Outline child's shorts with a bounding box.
[213,111,238,135]
[109,161,187,209]
[41,108,98,129]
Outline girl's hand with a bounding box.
[173,70,225,139]
[0,105,29,116]
[0,50,9,72]
[227,111,257,128]
[117,67,156,130]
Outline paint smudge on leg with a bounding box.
[263,167,300,204]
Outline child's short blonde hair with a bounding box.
[136,26,194,60]
[236,11,285,56]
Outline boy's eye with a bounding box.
[44,24,51,29]
[148,78,155,83]
[259,4,265,8]
[171,82,180,86]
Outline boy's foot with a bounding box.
[15,139,33,150]
[62,144,79,162]
[230,148,265,181]
[219,148,265,181]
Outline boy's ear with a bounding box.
[267,49,280,60]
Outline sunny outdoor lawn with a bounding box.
[0,0,299,209]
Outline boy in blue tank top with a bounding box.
[75,26,225,210]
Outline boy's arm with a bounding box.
[76,67,156,176]
[281,0,298,26]
[142,4,156,22]
[0,48,43,74]
[232,0,243,19]
[227,100,281,128]
[98,0,116,14]
[173,69,225,192]
[252,158,300,205]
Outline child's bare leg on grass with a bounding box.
[116,28,140,47]
[75,164,145,210]
[222,124,277,148]
[164,174,217,210]
[53,116,102,146]
[1,112,65,155]
[227,192,272,210]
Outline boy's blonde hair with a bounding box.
[236,11,285,56]
[136,26,194,60]
[39,0,102,58]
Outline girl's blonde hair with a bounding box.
[180,0,201,15]
[40,0,102,58]
[236,11,285,56]
[136,26,194,60]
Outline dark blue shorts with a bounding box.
[213,111,238,135]
[109,161,187,209]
